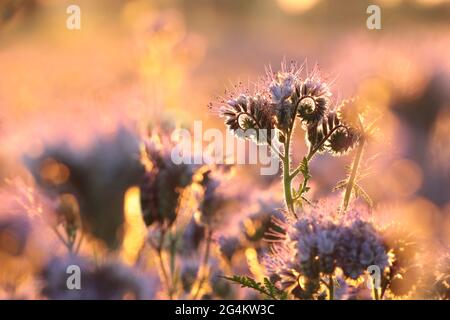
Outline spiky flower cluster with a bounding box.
[218,61,360,155]
[264,202,389,297]
[380,224,422,298]
[139,135,196,228]
[432,253,450,300]
[306,104,360,156]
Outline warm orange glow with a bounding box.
[276,0,321,14]
[245,248,265,282]
[121,187,147,265]
[385,159,423,198]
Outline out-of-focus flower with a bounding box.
[337,220,389,280]
[195,167,243,229]
[0,194,47,298]
[432,252,450,300]
[181,218,206,255]
[130,8,205,111]
[40,255,157,300]
[139,134,197,229]
[218,235,242,263]
[0,214,30,257]
[24,127,144,250]
[380,224,423,298]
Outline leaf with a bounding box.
[264,278,289,300]
[333,179,347,191]
[301,196,313,206]
[353,183,373,208]
[299,157,311,180]
[222,275,287,300]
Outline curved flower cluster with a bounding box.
[305,100,360,156]
[264,202,389,296]
[220,94,275,144]
[139,135,197,228]
[217,61,360,155]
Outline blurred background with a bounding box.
[0,0,449,299]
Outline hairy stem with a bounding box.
[283,139,297,218]
[342,137,365,212]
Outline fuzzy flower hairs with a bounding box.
[214,60,363,216]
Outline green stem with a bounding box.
[283,140,297,218]
[341,137,365,212]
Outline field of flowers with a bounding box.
[0,0,449,300]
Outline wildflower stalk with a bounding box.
[373,280,380,300]
[51,224,83,255]
[341,137,365,212]
[328,275,334,300]
[283,139,296,217]
[74,232,84,254]
[156,229,173,299]
[282,96,304,217]
[192,227,213,300]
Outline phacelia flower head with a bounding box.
[266,61,300,104]
[23,127,144,250]
[306,109,360,157]
[40,255,157,300]
[220,93,276,144]
[336,220,389,279]
[263,199,390,295]
[139,132,197,229]
[295,75,332,124]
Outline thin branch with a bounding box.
[192,227,213,300]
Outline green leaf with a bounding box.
[299,157,311,179]
[353,183,373,208]
[222,275,287,300]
